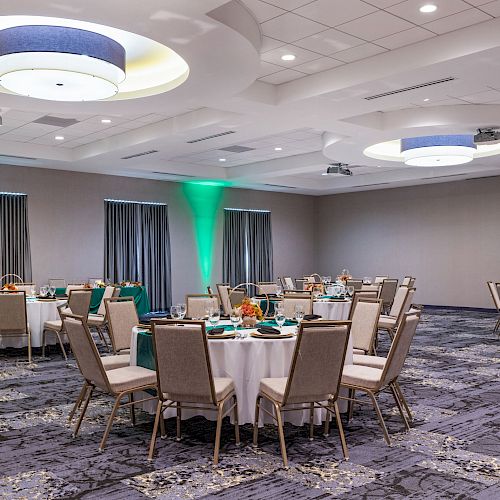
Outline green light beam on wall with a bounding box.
[182,181,226,288]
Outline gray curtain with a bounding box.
[223,209,273,289]
[0,193,32,281]
[104,200,171,312]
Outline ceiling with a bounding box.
[2,0,500,195]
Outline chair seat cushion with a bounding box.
[353,348,366,355]
[106,365,156,393]
[341,364,382,390]
[260,377,287,403]
[353,354,386,369]
[101,354,130,371]
[44,320,62,331]
[214,377,235,402]
[87,314,105,326]
[378,315,397,329]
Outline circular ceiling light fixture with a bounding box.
[419,4,437,13]
[281,54,296,61]
[0,16,190,101]
[401,135,477,166]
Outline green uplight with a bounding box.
[182,181,225,289]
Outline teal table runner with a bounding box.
[137,330,156,370]
[55,286,150,315]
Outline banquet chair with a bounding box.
[63,315,157,451]
[294,278,307,291]
[186,294,219,320]
[346,279,363,291]
[351,290,379,312]
[379,279,399,314]
[349,298,383,355]
[49,278,66,288]
[282,293,313,318]
[0,291,31,364]
[42,289,92,360]
[66,283,86,295]
[13,283,36,294]
[105,296,138,355]
[486,281,500,335]
[216,284,231,315]
[258,282,279,295]
[361,283,380,293]
[253,320,352,467]
[284,289,312,296]
[378,287,415,340]
[87,286,116,350]
[401,276,412,286]
[280,276,295,290]
[148,319,239,464]
[341,311,421,445]
[374,276,388,284]
[229,288,245,308]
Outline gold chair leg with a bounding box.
[27,331,32,365]
[41,329,47,358]
[390,383,410,431]
[233,395,240,445]
[309,402,315,440]
[68,382,88,422]
[348,388,355,423]
[253,395,261,447]
[96,326,112,352]
[367,390,391,445]
[494,317,500,333]
[148,400,163,460]
[324,400,331,437]
[394,381,413,421]
[99,394,122,452]
[274,402,288,468]
[213,401,224,466]
[176,402,182,441]
[129,392,136,426]
[55,331,68,361]
[159,411,166,438]
[73,385,94,438]
[334,401,349,460]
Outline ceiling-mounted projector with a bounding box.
[323,163,353,176]
[474,128,500,145]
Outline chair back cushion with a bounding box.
[283,277,295,290]
[68,290,92,317]
[216,284,231,314]
[389,286,409,317]
[186,295,219,319]
[487,281,500,310]
[258,282,278,295]
[346,279,363,290]
[283,296,312,317]
[152,322,216,404]
[97,286,115,316]
[349,298,382,352]
[229,289,245,309]
[379,279,399,306]
[106,298,138,351]
[374,276,388,284]
[351,290,378,312]
[284,322,350,405]
[64,316,108,391]
[382,312,420,385]
[0,292,27,333]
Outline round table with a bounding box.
[313,299,351,320]
[130,321,353,425]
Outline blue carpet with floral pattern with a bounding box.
[0,307,499,499]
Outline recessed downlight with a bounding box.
[218,158,226,162]
[281,54,296,61]
[54,135,64,140]
[423,98,430,102]
[274,147,283,151]
[419,4,437,13]
[101,118,112,123]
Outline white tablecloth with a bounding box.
[313,300,351,320]
[0,299,65,349]
[130,321,353,426]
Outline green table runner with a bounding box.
[137,330,156,370]
[55,286,150,315]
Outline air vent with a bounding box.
[352,182,391,188]
[33,115,79,127]
[151,171,196,178]
[364,77,456,100]
[186,130,235,143]
[219,145,255,153]
[121,150,158,160]
[263,183,297,189]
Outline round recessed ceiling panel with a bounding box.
[0,16,190,101]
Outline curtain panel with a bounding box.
[223,209,273,288]
[0,193,32,282]
[104,200,171,311]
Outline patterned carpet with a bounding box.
[0,308,499,499]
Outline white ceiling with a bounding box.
[2,0,500,195]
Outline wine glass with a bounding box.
[275,310,286,332]
[230,309,241,334]
[177,303,186,319]
[48,285,56,298]
[294,305,304,323]
[363,276,372,285]
[276,285,282,297]
[40,286,48,297]
[209,308,220,327]
[170,305,180,320]
[347,286,354,298]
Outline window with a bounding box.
[222,208,273,287]
[0,192,32,282]
[104,199,171,311]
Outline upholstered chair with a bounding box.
[104,297,138,354]
[346,279,363,291]
[349,298,383,355]
[257,282,279,295]
[378,287,415,339]
[49,278,66,288]
[216,284,231,315]
[379,279,399,314]
[487,281,500,335]
[87,286,116,350]
[282,294,313,318]
[0,291,31,364]
[374,276,389,284]
[186,294,219,319]
[351,290,379,312]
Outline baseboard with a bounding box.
[422,304,496,313]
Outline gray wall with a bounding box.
[316,177,500,308]
[0,164,316,306]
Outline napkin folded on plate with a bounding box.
[303,314,321,320]
[208,327,226,335]
[257,326,281,335]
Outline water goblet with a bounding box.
[40,286,48,297]
[275,311,286,333]
[48,285,56,298]
[209,309,220,328]
[170,305,180,320]
[347,286,354,297]
[294,305,304,323]
[177,303,186,319]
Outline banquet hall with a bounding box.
[1,1,499,498]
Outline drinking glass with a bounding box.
[170,305,180,320]
[276,285,282,297]
[294,305,304,323]
[347,286,354,297]
[363,276,372,285]
[48,285,56,297]
[230,309,241,335]
[40,286,48,297]
[177,303,186,319]
[209,309,220,327]
[275,311,286,332]
[30,286,36,298]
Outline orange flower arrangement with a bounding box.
[2,283,18,291]
[238,297,264,320]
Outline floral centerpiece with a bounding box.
[237,297,263,327]
[1,283,18,291]
[118,281,142,287]
[337,268,352,284]
[94,280,106,288]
